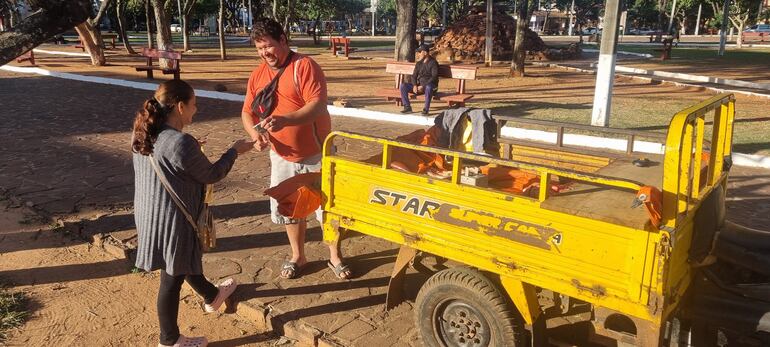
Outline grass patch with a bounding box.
[0,285,28,343]
[617,45,770,65]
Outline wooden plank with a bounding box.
[385,62,415,75]
[540,155,664,230]
[385,62,477,80]
[141,47,182,60]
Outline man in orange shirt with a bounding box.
[241,19,351,280]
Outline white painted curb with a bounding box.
[597,64,770,91]
[2,64,768,169]
[582,48,653,58]
[33,49,91,57]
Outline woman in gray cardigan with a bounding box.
[132,80,253,347]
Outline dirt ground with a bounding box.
[0,196,280,347]
[13,41,770,155]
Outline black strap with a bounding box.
[149,154,199,232]
[250,51,295,119]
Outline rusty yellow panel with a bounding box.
[322,156,660,322]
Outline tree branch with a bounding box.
[0,0,92,65]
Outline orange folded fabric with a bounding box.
[264,172,322,219]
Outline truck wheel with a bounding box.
[415,267,522,347]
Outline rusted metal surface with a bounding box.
[570,279,607,297]
[592,306,662,347]
[433,203,556,250]
[386,245,418,311]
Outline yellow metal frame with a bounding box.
[320,94,735,345]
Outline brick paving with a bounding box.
[1,70,768,346]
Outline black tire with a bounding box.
[415,267,522,347]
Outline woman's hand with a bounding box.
[231,139,256,155]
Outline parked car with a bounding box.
[744,24,770,32]
[416,26,443,36]
[629,27,656,35]
[170,24,182,33]
[581,27,601,35]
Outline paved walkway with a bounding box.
[1,70,768,346]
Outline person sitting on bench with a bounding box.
[400,44,438,115]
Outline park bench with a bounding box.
[648,31,666,42]
[101,33,118,49]
[653,38,673,60]
[15,50,35,66]
[134,47,182,80]
[76,33,118,51]
[329,37,351,57]
[741,32,768,43]
[376,61,478,108]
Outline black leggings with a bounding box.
[158,271,218,345]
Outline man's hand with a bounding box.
[260,115,287,132]
[415,85,424,94]
[252,131,270,151]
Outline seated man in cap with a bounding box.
[400,44,439,115]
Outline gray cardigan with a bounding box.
[133,125,237,276]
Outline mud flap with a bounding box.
[385,245,417,310]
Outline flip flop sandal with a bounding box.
[204,278,237,313]
[158,335,208,347]
[280,260,301,279]
[327,260,352,280]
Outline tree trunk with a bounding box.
[182,0,195,51]
[145,0,153,48]
[395,0,417,61]
[86,0,112,53]
[735,20,745,48]
[511,0,528,77]
[75,21,106,65]
[312,18,319,44]
[116,0,137,54]
[182,15,190,51]
[0,0,92,65]
[151,0,173,67]
[273,0,277,19]
[283,0,292,38]
[218,0,226,60]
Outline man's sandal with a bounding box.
[204,278,237,313]
[280,260,302,279]
[327,261,352,280]
[158,335,208,347]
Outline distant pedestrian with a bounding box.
[132,80,254,347]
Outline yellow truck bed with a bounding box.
[321,94,735,346]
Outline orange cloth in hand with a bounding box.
[264,172,322,219]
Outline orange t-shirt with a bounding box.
[242,53,331,162]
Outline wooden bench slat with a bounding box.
[135,48,182,80]
[379,61,478,108]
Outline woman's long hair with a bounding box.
[131,80,195,155]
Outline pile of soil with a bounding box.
[432,5,579,62]
[531,42,582,61]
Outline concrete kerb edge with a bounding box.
[179,284,338,347]
[3,64,768,170]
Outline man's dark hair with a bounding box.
[251,19,286,43]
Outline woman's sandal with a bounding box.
[280,260,303,279]
[158,335,208,347]
[327,260,352,280]
[204,278,237,313]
